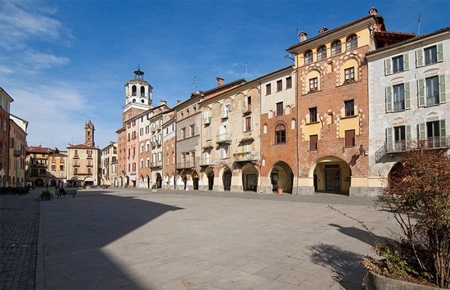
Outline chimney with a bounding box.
[299,31,307,42]
[319,26,328,34]
[216,77,224,86]
[160,100,167,106]
[369,7,378,15]
[177,100,181,104]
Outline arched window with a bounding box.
[132,85,137,96]
[140,143,144,153]
[317,45,327,60]
[331,40,342,55]
[275,124,286,144]
[346,34,358,51]
[304,50,313,64]
[140,158,144,168]
[146,158,150,167]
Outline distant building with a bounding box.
[9,114,28,187]
[100,141,117,187]
[0,87,13,187]
[66,120,99,187]
[25,145,51,187]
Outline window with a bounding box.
[317,45,327,60]
[392,55,404,73]
[266,84,271,95]
[276,102,283,116]
[346,34,357,51]
[275,124,286,144]
[181,128,186,139]
[132,85,137,96]
[206,128,211,140]
[418,120,446,149]
[310,135,318,151]
[220,145,230,159]
[309,77,318,92]
[345,130,355,147]
[386,83,410,112]
[386,126,411,152]
[416,44,443,67]
[418,75,445,106]
[344,67,355,82]
[393,84,405,111]
[344,100,354,117]
[309,107,317,123]
[424,45,438,65]
[331,40,341,55]
[222,104,230,118]
[190,125,195,137]
[243,116,252,131]
[286,77,292,89]
[426,76,439,105]
[277,80,282,92]
[385,54,409,75]
[304,50,313,64]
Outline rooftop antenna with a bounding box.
[417,14,421,35]
[245,62,248,81]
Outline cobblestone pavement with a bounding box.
[0,189,41,290]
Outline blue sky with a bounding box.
[1,0,448,150]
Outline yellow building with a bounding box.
[9,114,28,187]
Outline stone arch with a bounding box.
[308,155,352,195]
[269,161,294,194]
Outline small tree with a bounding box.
[378,147,450,288]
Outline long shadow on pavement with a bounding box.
[38,190,182,290]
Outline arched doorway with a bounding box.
[192,171,199,190]
[270,162,293,194]
[388,162,404,187]
[223,168,232,191]
[311,156,351,195]
[242,163,258,192]
[156,173,162,188]
[206,169,214,190]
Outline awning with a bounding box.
[84,177,94,182]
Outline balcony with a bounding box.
[242,104,252,114]
[151,142,156,147]
[221,112,229,119]
[176,160,195,169]
[155,140,161,146]
[13,149,22,157]
[200,158,213,167]
[150,161,162,169]
[216,133,232,144]
[202,140,214,149]
[233,152,259,163]
[73,163,80,167]
[87,154,93,159]
[204,117,211,124]
[87,163,94,167]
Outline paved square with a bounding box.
[37,189,396,289]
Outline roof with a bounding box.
[67,143,99,150]
[366,27,450,57]
[287,14,382,52]
[26,146,50,154]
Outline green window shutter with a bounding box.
[385,86,392,112]
[416,49,423,67]
[384,59,392,75]
[440,120,446,138]
[418,123,426,141]
[439,74,446,103]
[437,43,444,62]
[386,127,393,151]
[418,79,425,107]
[405,125,411,142]
[404,82,410,109]
[403,53,409,70]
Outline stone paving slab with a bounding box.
[36,188,398,289]
[0,189,41,290]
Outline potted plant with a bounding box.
[40,189,53,201]
[333,147,450,289]
[276,179,285,194]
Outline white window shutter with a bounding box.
[405,125,411,143]
[386,127,393,151]
[418,123,426,141]
[404,82,410,109]
[439,74,446,103]
[385,86,392,112]
[437,43,444,62]
[403,53,409,71]
[418,79,425,107]
[416,49,424,67]
[384,59,392,75]
[440,120,446,139]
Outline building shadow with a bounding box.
[39,190,183,290]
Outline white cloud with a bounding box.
[0,1,62,50]
[23,50,71,70]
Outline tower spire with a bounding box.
[134,65,144,79]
